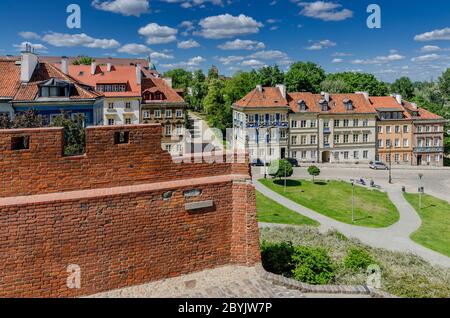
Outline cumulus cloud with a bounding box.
[42,32,120,49]
[249,50,288,60]
[411,54,443,63]
[218,39,265,51]
[296,1,353,21]
[420,45,441,52]
[138,23,178,44]
[306,39,336,50]
[414,27,450,41]
[177,39,200,49]
[241,59,266,68]
[162,56,206,70]
[217,55,245,65]
[159,0,224,8]
[351,54,405,65]
[197,14,263,39]
[19,31,40,40]
[118,43,151,55]
[332,58,343,63]
[92,0,149,17]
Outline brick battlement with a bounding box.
[0,125,260,297]
[0,124,250,197]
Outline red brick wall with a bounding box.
[0,125,249,197]
[0,125,260,297]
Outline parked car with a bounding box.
[251,159,264,167]
[286,158,300,167]
[369,161,389,170]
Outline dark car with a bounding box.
[251,159,264,167]
[287,158,300,167]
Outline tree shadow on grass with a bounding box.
[422,204,436,210]
[273,180,302,187]
[312,181,328,186]
[354,215,373,222]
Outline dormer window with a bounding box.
[38,78,72,98]
[319,99,328,111]
[297,100,307,112]
[343,99,353,111]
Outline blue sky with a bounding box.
[1,0,450,82]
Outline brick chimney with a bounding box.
[136,64,142,85]
[20,45,38,83]
[61,56,68,75]
[91,61,97,75]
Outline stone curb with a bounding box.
[255,265,397,298]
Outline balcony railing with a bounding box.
[323,127,331,134]
[413,147,444,153]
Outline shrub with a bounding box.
[291,246,335,284]
[261,241,295,277]
[268,159,293,180]
[344,247,377,271]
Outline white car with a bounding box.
[369,161,389,170]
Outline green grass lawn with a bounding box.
[259,179,400,228]
[403,193,450,257]
[256,191,319,226]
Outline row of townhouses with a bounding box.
[233,85,447,166]
[0,49,187,154]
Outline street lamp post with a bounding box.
[388,145,393,184]
[352,181,355,223]
[418,173,423,211]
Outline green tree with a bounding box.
[307,166,321,183]
[0,114,11,129]
[11,109,44,128]
[390,76,415,99]
[204,79,230,131]
[268,159,293,180]
[285,62,326,93]
[208,65,219,80]
[186,70,208,112]
[50,113,86,156]
[325,72,389,96]
[438,68,450,103]
[72,56,95,65]
[163,69,193,90]
[258,65,285,87]
[320,79,349,93]
[222,71,259,111]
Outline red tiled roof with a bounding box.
[370,96,444,120]
[13,62,102,102]
[58,64,141,98]
[403,100,444,120]
[141,77,185,103]
[0,60,21,98]
[235,87,289,108]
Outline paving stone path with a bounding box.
[255,179,450,268]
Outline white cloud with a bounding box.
[42,32,120,49]
[19,31,40,40]
[118,43,151,55]
[241,59,266,68]
[159,0,224,8]
[177,39,200,49]
[218,39,265,51]
[351,54,405,65]
[138,23,178,44]
[162,56,206,70]
[92,0,149,17]
[332,58,343,63]
[197,14,263,39]
[420,45,441,52]
[150,51,174,60]
[306,39,336,50]
[13,41,48,53]
[296,1,353,21]
[332,52,353,57]
[414,27,450,41]
[411,54,443,63]
[217,55,245,65]
[249,50,288,60]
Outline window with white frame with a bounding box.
[165,124,172,136]
[343,134,349,143]
[362,119,369,127]
[363,134,368,143]
[334,134,340,144]
[310,135,316,144]
[108,118,115,126]
[291,120,298,128]
[154,110,161,118]
[354,119,359,127]
[125,118,131,125]
[143,111,150,119]
[343,119,349,127]
[353,134,359,143]
[395,154,400,162]
[353,151,359,159]
[310,120,317,128]
[165,109,172,119]
[291,136,297,145]
[403,139,409,147]
[300,120,307,128]
[176,109,183,118]
[403,125,409,133]
[344,152,349,159]
[176,124,183,135]
[363,151,368,159]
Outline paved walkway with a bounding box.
[88,265,374,298]
[255,179,450,268]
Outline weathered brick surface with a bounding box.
[0,125,260,298]
[0,125,249,197]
